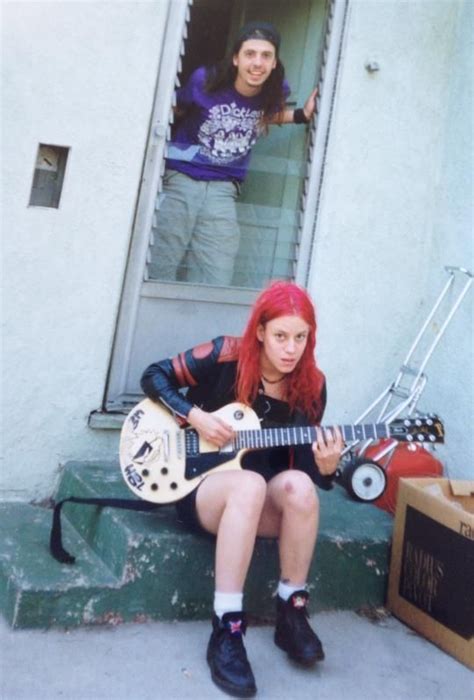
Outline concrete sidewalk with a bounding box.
[1,610,471,700]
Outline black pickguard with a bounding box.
[184,451,239,480]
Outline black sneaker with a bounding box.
[274,590,325,666]
[206,612,257,698]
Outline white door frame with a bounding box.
[296,0,349,285]
[105,0,192,408]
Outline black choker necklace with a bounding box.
[261,374,286,384]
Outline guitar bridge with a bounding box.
[162,431,170,462]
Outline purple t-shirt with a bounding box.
[166,67,290,183]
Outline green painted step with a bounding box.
[0,461,394,629]
[0,503,120,628]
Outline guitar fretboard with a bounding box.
[233,423,389,450]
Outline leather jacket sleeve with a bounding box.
[140,336,240,422]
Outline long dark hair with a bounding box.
[204,35,286,127]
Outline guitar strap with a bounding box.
[50,496,161,564]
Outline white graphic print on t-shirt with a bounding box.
[198,102,263,165]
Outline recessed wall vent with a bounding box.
[29,143,69,208]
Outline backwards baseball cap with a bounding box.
[235,21,281,51]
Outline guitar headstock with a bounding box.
[388,415,444,443]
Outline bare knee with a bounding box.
[227,471,267,514]
[280,471,319,514]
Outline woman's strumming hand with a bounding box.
[187,407,234,448]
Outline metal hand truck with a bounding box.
[337,265,473,502]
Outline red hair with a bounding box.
[236,281,325,420]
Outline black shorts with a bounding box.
[175,484,211,537]
[174,448,289,536]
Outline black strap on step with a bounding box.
[50,497,161,564]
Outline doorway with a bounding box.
[148,0,328,289]
[105,0,337,411]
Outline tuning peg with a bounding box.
[407,434,414,442]
[426,418,433,426]
[404,419,411,427]
[415,419,422,427]
[429,435,436,442]
[417,434,425,441]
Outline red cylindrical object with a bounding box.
[362,441,444,514]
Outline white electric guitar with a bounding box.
[119,399,445,504]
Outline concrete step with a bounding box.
[0,461,394,629]
[0,502,119,628]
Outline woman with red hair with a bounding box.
[141,281,343,698]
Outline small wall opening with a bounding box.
[29,143,69,208]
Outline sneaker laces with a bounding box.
[287,592,317,639]
[219,616,250,668]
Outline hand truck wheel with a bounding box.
[340,457,387,502]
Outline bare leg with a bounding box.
[257,470,319,585]
[196,470,267,592]
[200,471,264,697]
[257,470,324,666]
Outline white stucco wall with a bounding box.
[421,0,473,479]
[309,0,473,477]
[1,1,169,498]
[1,0,472,501]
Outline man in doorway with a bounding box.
[149,21,318,286]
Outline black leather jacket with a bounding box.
[141,336,334,490]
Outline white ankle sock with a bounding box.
[214,591,244,619]
[277,580,306,601]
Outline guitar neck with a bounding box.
[233,423,389,450]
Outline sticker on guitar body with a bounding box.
[124,463,145,492]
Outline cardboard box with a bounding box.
[387,478,474,669]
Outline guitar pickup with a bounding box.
[175,431,185,460]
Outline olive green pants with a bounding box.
[149,170,241,286]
